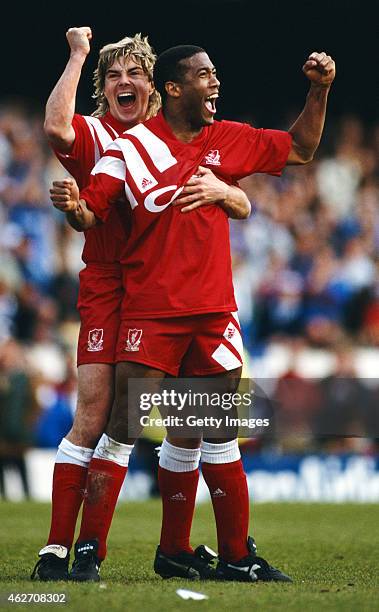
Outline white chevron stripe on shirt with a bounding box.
[84,116,115,151]
[91,155,126,180]
[124,179,139,210]
[83,120,101,164]
[104,122,119,138]
[126,124,178,172]
[115,138,158,193]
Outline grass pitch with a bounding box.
[0,501,377,611]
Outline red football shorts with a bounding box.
[115,312,243,376]
[77,263,123,366]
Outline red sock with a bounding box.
[202,459,249,562]
[77,458,127,561]
[47,463,87,549]
[158,466,199,555]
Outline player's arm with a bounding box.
[50,148,126,230]
[50,178,97,230]
[174,166,251,219]
[287,52,336,165]
[44,27,92,152]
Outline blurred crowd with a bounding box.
[0,102,81,495]
[234,115,379,351]
[0,101,378,494]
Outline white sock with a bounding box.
[93,433,134,467]
[200,439,240,464]
[56,437,94,468]
[158,438,200,472]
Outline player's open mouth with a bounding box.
[204,94,218,115]
[117,93,136,108]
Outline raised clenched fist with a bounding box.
[302,52,336,88]
[66,27,92,57]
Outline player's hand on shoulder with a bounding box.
[66,27,92,57]
[50,178,80,213]
[302,52,335,88]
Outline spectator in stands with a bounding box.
[313,341,369,451]
[0,101,378,455]
[0,337,36,498]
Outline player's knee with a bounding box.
[77,364,115,411]
[166,436,201,449]
[78,386,113,412]
[106,420,132,444]
[69,405,110,447]
[68,422,104,448]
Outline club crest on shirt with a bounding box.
[204,149,221,166]
[126,328,143,352]
[87,328,104,352]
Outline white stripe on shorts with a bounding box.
[231,311,240,325]
[211,343,243,371]
[223,321,243,360]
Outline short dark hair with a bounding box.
[153,45,205,101]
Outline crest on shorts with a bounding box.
[87,328,104,352]
[126,328,143,352]
[225,325,236,341]
[204,149,221,166]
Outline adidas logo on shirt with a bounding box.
[170,492,187,501]
[212,488,226,497]
[141,177,154,190]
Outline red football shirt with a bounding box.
[52,112,129,263]
[81,111,292,318]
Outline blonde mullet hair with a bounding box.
[92,33,161,119]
